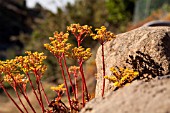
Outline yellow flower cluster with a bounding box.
[44,32,72,57]
[68,66,80,74]
[67,23,92,34]
[72,46,92,61]
[4,73,28,85]
[0,59,17,74]
[91,26,116,42]
[16,51,47,74]
[68,66,80,77]
[51,83,66,92]
[105,67,139,88]
[0,51,47,85]
[0,59,28,85]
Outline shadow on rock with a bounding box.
[126,51,164,80]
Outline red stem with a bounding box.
[25,72,42,107]
[19,87,36,113]
[77,34,82,47]
[73,32,77,40]
[0,83,24,113]
[76,33,89,104]
[34,71,45,113]
[13,86,28,113]
[74,75,78,100]
[79,60,89,102]
[63,55,76,99]
[80,32,87,43]
[101,43,105,97]
[22,84,28,97]
[37,79,45,112]
[8,73,36,113]
[39,80,50,105]
[58,57,72,109]
[81,78,85,107]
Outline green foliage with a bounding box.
[106,0,135,32]
[106,0,126,23]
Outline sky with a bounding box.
[26,0,74,13]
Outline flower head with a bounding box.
[72,46,92,61]
[44,32,72,57]
[91,26,116,43]
[0,51,46,85]
[67,24,92,35]
[15,51,47,75]
[67,24,92,46]
[69,66,80,73]
[4,73,28,85]
[0,59,18,74]
[0,59,28,85]
[51,83,66,92]
[69,66,80,77]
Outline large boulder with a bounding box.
[95,27,170,97]
[81,76,170,113]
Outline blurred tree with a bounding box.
[106,0,135,32]
[65,0,107,27]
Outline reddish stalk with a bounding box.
[74,75,78,100]
[79,60,89,102]
[9,73,36,113]
[57,57,72,108]
[39,80,50,105]
[0,83,24,113]
[13,86,28,113]
[80,33,88,43]
[81,78,85,107]
[18,87,36,113]
[60,100,69,110]
[101,43,105,97]
[77,34,81,47]
[34,71,45,113]
[22,83,28,97]
[37,79,45,113]
[63,55,76,98]
[25,72,42,107]
[73,32,86,46]
[76,33,89,103]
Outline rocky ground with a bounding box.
[81,75,170,113]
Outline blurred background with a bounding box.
[0,0,170,112]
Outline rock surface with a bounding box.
[81,76,170,113]
[95,26,170,97]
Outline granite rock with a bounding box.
[95,27,170,97]
[81,76,170,113]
